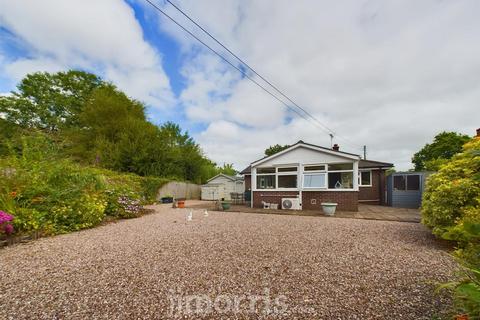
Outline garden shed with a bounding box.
[386,172,433,208]
[201,174,244,201]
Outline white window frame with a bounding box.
[326,163,355,191]
[255,166,299,190]
[302,164,327,189]
[256,167,276,190]
[359,170,372,187]
[276,166,298,190]
[252,161,359,192]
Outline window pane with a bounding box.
[278,167,297,172]
[303,174,326,188]
[407,175,420,191]
[278,175,297,188]
[304,165,325,171]
[257,167,275,174]
[257,175,275,189]
[328,172,353,189]
[360,171,371,186]
[328,163,353,171]
[393,175,406,191]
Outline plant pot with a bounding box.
[161,197,173,204]
[177,200,185,208]
[321,202,337,216]
[221,202,231,210]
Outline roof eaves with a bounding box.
[251,141,360,167]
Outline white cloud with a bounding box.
[0,0,175,108]
[152,0,480,170]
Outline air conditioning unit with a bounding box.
[281,198,301,210]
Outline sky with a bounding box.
[0,0,478,171]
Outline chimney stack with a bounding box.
[333,143,339,151]
[476,128,480,137]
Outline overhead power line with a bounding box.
[164,0,336,136]
[144,0,331,135]
[145,0,362,150]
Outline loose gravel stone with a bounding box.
[0,205,457,319]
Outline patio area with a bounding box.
[186,200,421,223]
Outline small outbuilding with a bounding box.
[201,174,245,201]
[386,172,433,208]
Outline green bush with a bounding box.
[0,156,106,235]
[422,137,480,248]
[140,176,171,202]
[422,137,480,317]
[0,136,170,235]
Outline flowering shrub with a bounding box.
[117,195,142,218]
[0,210,14,235]
[104,189,142,219]
[0,135,169,236]
[422,137,480,318]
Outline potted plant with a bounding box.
[161,195,174,203]
[221,201,231,210]
[321,202,337,216]
[176,198,186,208]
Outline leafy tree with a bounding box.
[216,163,237,176]
[0,70,103,131]
[265,144,290,157]
[1,70,220,184]
[70,85,151,168]
[412,131,471,171]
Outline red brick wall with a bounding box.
[244,175,251,190]
[358,170,387,205]
[252,191,299,208]
[302,191,358,211]
[253,190,358,211]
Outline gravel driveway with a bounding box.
[0,205,456,319]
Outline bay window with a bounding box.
[255,162,357,190]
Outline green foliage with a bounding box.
[0,157,106,235]
[1,70,220,184]
[0,69,220,239]
[439,255,480,318]
[0,135,171,235]
[421,138,480,238]
[412,131,471,171]
[140,176,171,202]
[68,85,215,183]
[421,137,480,318]
[215,163,237,176]
[0,70,102,130]
[265,144,290,157]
